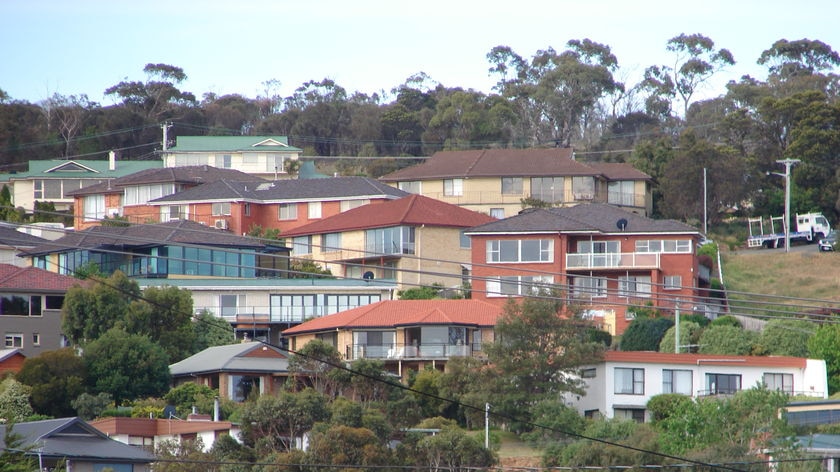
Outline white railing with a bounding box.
[566,252,660,270]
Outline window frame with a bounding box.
[614,367,645,395]
[501,177,523,195]
[663,369,693,395]
[279,203,298,220]
[443,178,464,196]
[486,239,553,263]
[664,275,682,290]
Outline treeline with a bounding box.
[1,36,839,222]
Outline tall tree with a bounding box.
[15,348,87,417]
[61,271,140,345]
[104,63,196,121]
[287,340,345,398]
[239,388,329,454]
[40,93,96,157]
[122,285,196,362]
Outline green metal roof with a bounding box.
[0,159,162,181]
[170,136,303,152]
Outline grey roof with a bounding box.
[0,417,155,463]
[0,224,48,247]
[466,203,699,235]
[23,219,266,257]
[149,176,408,204]
[67,165,263,196]
[170,341,288,377]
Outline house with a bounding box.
[138,277,395,345]
[0,264,81,357]
[379,148,652,218]
[0,154,162,213]
[163,135,302,180]
[169,341,289,402]
[569,351,828,423]
[90,416,240,453]
[0,417,155,471]
[66,165,262,230]
[281,194,495,291]
[465,203,705,335]
[0,348,25,375]
[148,175,409,234]
[22,219,290,279]
[0,224,49,266]
[281,299,504,380]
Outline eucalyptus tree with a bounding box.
[104,63,197,122]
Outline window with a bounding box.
[581,368,597,378]
[398,181,421,194]
[486,239,553,263]
[270,294,318,322]
[230,375,261,402]
[489,208,505,219]
[292,236,313,255]
[486,275,554,297]
[443,178,463,196]
[618,276,652,298]
[635,240,692,253]
[4,334,23,348]
[215,154,232,168]
[764,373,794,394]
[308,202,322,219]
[530,177,564,203]
[365,226,415,255]
[572,176,595,200]
[265,154,285,173]
[501,177,523,195]
[322,233,341,251]
[279,203,298,220]
[664,275,682,289]
[614,408,646,423]
[608,181,636,206]
[32,333,40,346]
[0,295,41,316]
[571,276,608,298]
[353,331,396,358]
[706,373,741,395]
[615,367,644,394]
[83,195,105,221]
[244,202,251,216]
[212,202,231,216]
[663,369,693,395]
[163,205,186,221]
[220,294,245,318]
[459,230,471,249]
[341,199,369,212]
[124,183,174,205]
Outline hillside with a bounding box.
[720,248,840,312]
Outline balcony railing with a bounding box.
[566,252,660,270]
[345,343,477,361]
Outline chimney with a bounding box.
[214,397,220,422]
[109,150,116,171]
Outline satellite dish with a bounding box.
[362,271,375,280]
[616,218,628,231]
[163,405,177,419]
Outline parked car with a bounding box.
[819,230,837,251]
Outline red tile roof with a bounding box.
[282,194,495,237]
[282,299,504,335]
[0,264,80,291]
[604,350,808,368]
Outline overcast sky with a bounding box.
[2,0,839,105]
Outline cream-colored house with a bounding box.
[380,148,652,218]
[162,136,302,180]
[281,194,495,292]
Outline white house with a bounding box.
[570,351,828,422]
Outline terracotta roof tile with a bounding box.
[282,299,504,335]
[604,350,808,368]
[0,264,79,291]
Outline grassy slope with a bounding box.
[721,249,840,303]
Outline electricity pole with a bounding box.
[774,159,800,253]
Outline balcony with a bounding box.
[345,342,477,361]
[566,252,660,270]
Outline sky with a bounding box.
[2,0,839,106]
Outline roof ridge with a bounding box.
[399,194,420,222]
[0,265,25,285]
[463,149,486,176]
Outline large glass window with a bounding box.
[663,369,693,395]
[212,202,231,216]
[486,275,554,297]
[764,373,794,394]
[398,181,421,194]
[322,233,341,252]
[215,154,232,168]
[635,240,692,253]
[501,177,523,195]
[706,373,741,395]
[486,239,553,263]
[530,177,564,203]
[572,176,595,200]
[83,195,105,221]
[618,276,652,298]
[608,181,636,206]
[270,294,318,322]
[443,179,463,196]
[571,276,608,298]
[0,295,41,316]
[353,331,396,358]
[220,294,245,318]
[124,183,175,206]
[365,226,415,255]
[292,236,313,255]
[279,203,297,220]
[615,367,645,394]
[229,375,260,402]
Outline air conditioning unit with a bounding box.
[214,219,228,230]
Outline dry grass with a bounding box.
[721,249,840,304]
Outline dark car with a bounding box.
[819,230,837,251]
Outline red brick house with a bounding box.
[465,203,708,335]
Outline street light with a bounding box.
[773,159,801,253]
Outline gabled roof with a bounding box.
[602,351,809,369]
[282,299,504,336]
[0,348,24,363]
[379,148,649,181]
[0,263,80,291]
[169,136,302,152]
[0,224,48,247]
[283,194,496,237]
[466,203,698,235]
[169,341,288,377]
[68,165,263,196]
[0,417,155,463]
[150,176,408,204]
[0,159,162,182]
[23,220,265,257]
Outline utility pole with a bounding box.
[703,168,708,236]
[161,122,173,151]
[774,159,801,253]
